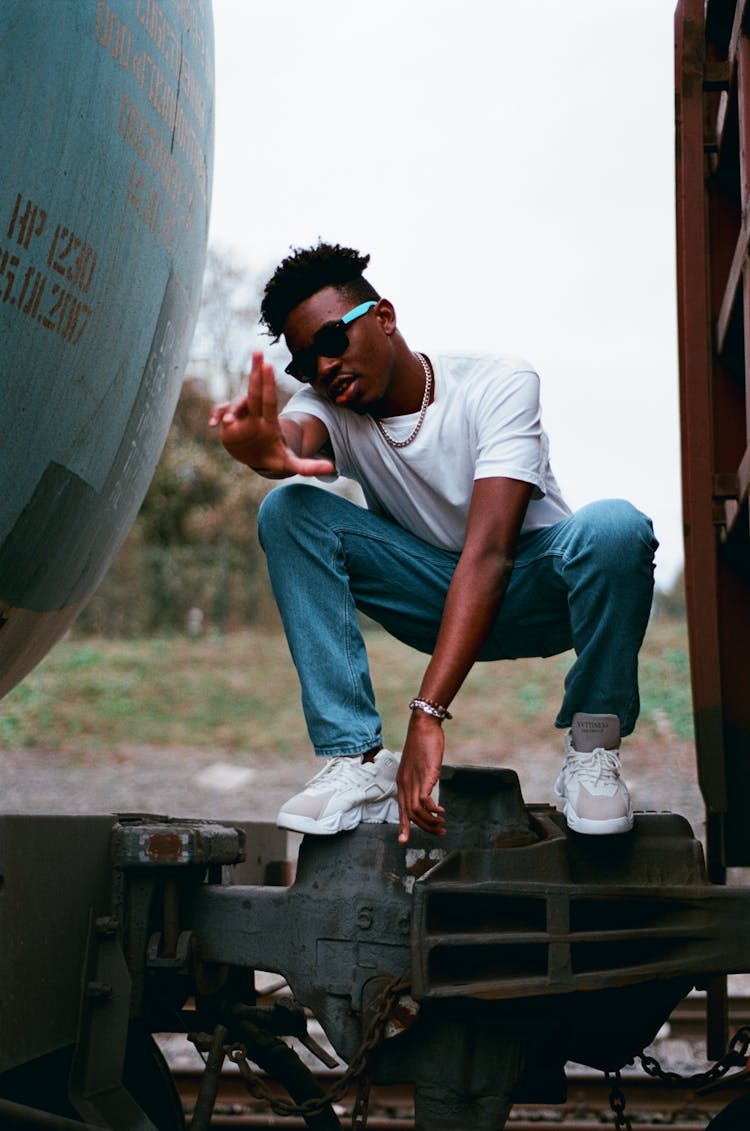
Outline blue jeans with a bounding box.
[257,484,658,757]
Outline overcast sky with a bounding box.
[208,0,682,587]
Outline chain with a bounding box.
[222,973,410,1128]
[201,992,750,1131]
[373,353,432,448]
[602,1024,750,1131]
[605,1070,633,1131]
[638,1024,750,1090]
[352,1070,372,1129]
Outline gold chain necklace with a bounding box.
[373,352,433,449]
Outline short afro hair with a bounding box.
[260,241,380,339]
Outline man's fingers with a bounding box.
[260,360,279,422]
[397,785,446,843]
[209,399,246,427]
[208,402,230,427]
[405,806,446,836]
[288,455,336,477]
[246,351,265,417]
[420,795,445,813]
[413,798,446,830]
[398,806,411,844]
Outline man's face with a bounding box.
[282,286,396,413]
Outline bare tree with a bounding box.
[190,245,262,399]
[190,244,297,402]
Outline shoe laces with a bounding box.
[303,756,371,792]
[565,748,623,788]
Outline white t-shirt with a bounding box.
[280,352,571,552]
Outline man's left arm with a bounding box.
[396,475,534,843]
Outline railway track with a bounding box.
[169,995,750,1129]
[175,1074,750,1130]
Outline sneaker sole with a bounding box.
[560,801,634,836]
[277,795,399,836]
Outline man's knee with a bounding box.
[258,483,321,548]
[574,500,657,574]
[258,483,362,557]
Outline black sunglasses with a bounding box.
[285,300,377,382]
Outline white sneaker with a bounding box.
[554,732,634,835]
[276,749,401,835]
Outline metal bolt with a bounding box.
[86,981,113,999]
[357,906,374,930]
[95,916,119,935]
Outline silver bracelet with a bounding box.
[409,697,453,721]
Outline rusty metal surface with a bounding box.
[111,815,246,869]
[0,1096,108,1129]
[0,814,115,1073]
[675,0,750,872]
[188,771,744,1084]
[3,792,750,1128]
[411,809,750,1003]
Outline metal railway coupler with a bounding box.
[186,765,750,1129]
[111,813,247,1026]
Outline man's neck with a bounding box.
[374,346,432,418]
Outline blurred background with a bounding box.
[1,0,696,829]
[207,0,683,589]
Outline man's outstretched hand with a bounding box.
[208,352,334,477]
[397,711,447,844]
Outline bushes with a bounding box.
[76,535,277,637]
[75,381,279,637]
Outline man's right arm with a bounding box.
[208,351,334,479]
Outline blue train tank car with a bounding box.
[0,0,214,698]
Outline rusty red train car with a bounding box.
[675,0,750,878]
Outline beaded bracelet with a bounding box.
[409,697,453,721]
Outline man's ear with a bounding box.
[374,297,397,335]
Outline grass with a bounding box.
[0,618,693,758]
